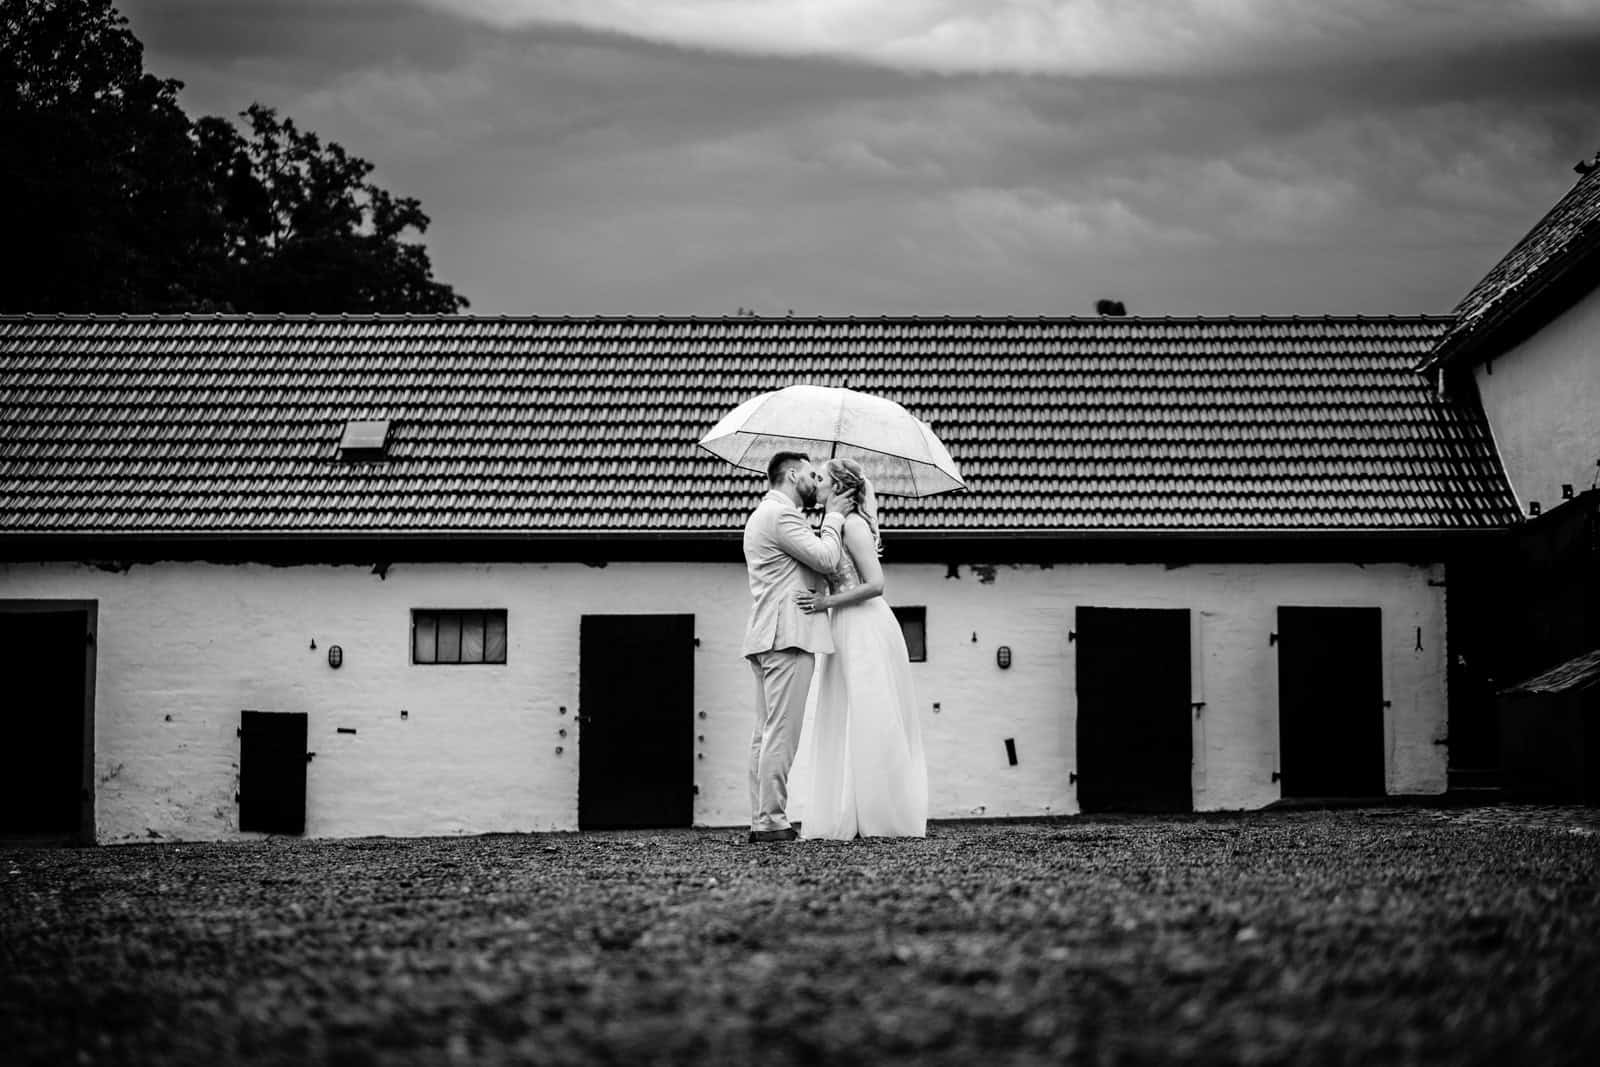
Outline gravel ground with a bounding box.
[3,807,1599,1066]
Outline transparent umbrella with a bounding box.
[698,384,966,497]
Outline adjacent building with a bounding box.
[1419,155,1600,799]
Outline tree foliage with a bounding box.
[0,0,467,313]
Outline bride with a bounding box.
[793,458,928,839]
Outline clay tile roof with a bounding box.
[1422,158,1600,371]
[0,314,1516,537]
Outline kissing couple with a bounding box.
[741,451,929,843]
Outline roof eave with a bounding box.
[1418,224,1600,373]
[0,525,1516,545]
[0,525,1514,567]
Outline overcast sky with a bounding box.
[119,0,1600,317]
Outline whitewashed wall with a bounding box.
[0,556,1448,843]
[1471,281,1600,513]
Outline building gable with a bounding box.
[1421,156,1600,373]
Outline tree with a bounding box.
[0,0,467,313]
[1,0,221,311]
[199,105,466,313]
[1095,299,1127,316]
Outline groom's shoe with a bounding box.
[748,827,799,844]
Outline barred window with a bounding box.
[412,610,507,665]
[892,605,927,662]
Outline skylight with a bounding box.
[339,419,390,460]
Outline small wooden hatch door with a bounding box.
[238,710,309,834]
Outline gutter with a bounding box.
[0,526,1513,568]
[0,525,1517,545]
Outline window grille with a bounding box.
[412,609,507,664]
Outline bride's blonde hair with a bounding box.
[824,457,882,556]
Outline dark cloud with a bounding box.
[412,0,1600,81]
[111,0,1600,316]
[121,0,481,75]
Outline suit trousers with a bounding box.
[748,648,816,832]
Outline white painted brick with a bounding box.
[1471,282,1600,513]
[1,556,1449,843]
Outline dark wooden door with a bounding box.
[1277,607,1385,797]
[1075,607,1193,813]
[579,614,695,830]
[239,711,309,834]
[0,609,91,836]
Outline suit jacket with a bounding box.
[742,490,847,657]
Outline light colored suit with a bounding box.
[742,489,846,831]
[742,490,846,657]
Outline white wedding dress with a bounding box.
[800,540,928,839]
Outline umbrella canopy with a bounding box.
[698,385,966,497]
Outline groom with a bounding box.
[742,451,853,843]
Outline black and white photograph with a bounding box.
[2,0,1598,1063]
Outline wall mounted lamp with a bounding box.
[996,646,1012,669]
[328,645,343,669]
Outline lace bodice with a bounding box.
[825,544,864,594]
